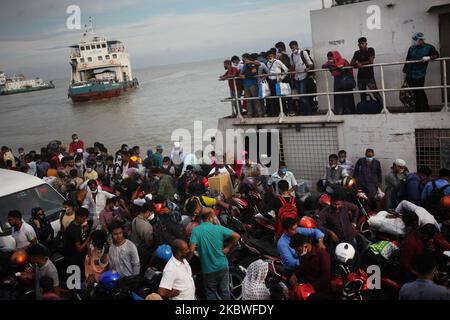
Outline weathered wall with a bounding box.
[310,0,448,109]
[217,111,450,186]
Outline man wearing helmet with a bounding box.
[289,233,331,294]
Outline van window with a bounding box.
[0,184,64,233]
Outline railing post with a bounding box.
[232,78,243,120]
[379,65,389,114]
[324,72,333,117]
[443,59,449,112]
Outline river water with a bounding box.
[0,58,230,154]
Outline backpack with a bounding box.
[276,196,299,238]
[425,180,450,215]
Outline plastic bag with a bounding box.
[259,80,271,98]
[399,80,415,110]
[275,82,291,96]
[375,188,385,201]
[367,211,406,237]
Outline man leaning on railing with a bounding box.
[403,32,439,113]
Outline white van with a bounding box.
[0,169,65,252]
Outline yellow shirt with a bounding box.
[84,170,98,181]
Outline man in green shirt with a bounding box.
[189,211,240,300]
[153,144,164,168]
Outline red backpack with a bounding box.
[276,196,298,238]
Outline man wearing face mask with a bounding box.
[268,161,298,197]
[354,148,382,210]
[130,202,155,271]
[403,32,439,112]
[385,159,408,209]
[99,197,125,234]
[69,134,85,156]
[337,150,354,176]
[289,233,331,294]
[82,180,115,229]
[83,161,98,181]
[322,154,349,189]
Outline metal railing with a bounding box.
[220,57,450,120]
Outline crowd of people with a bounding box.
[1,128,450,301]
[220,32,439,117]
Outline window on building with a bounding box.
[105,55,110,60]
[96,44,100,49]
[80,46,85,51]
[112,54,117,59]
[87,57,92,62]
[80,58,85,63]
[416,129,450,176]
[102,44,106,48]
[98,56,103,61]
[86,45,90,50]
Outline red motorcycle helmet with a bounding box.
[318,194,331,207]
[154,203,163,214]
[294,283,316,300]
[441,195,450,209]
[300,216,317,229]
[231,197,249,210]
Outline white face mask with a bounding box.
[91,188,98,194]
[300,249,308,257]
[112,206,119,211]
[73,139,79,143]
[163,165,169,169]
[148,213,155,221]
[75,162,82,167]
[154,176,160,181]
[86,168,93,173]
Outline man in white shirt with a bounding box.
[170,142,185,168]
[158,239,196,300]
[7,210,38,249]
[395,200,440,230]
[82,180,115,229]
[268,161,298,197]
[265,51,289,117]
[289,41,314,115]
[338,150,354,176]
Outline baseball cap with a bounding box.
[413,32,425,40]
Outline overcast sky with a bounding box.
[0,0,326,79]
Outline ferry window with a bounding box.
[105,55,110,60]
[97,45,101,49]
[80,46,85,51]
[88,57,92,62]
[113,54,117,59]
[98,56,103,61]
[80,58,85,63]
[416,129,450,177]
[102,44,106,48]
[86,45,90,50]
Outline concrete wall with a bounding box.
[310,0,448,109]
[217,111,450,186]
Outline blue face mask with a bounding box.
[280,168,288,175]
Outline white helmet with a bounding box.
[335,243,356,264]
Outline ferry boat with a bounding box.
[217,0,450,190]
[68,21,138,102]
[0,72,54,95]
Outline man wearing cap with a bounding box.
[69,134,85,156]
[403,32,439,112]
[153,144,164,168]
[351,37,382,106]
[385,159,408,209]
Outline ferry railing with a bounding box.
[220,57,450,121]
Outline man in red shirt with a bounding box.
[400,223,438,282]
[220,60,243,117]
[69,134,85,155]
[289,233,331,294]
